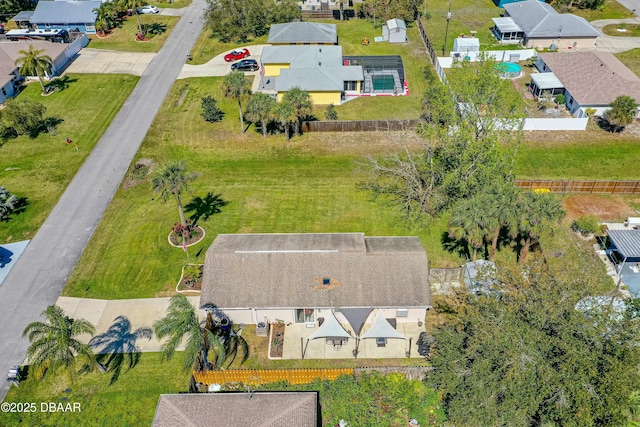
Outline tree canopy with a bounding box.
[205,0,300,42]
[604,95,637,132]
[429,261,640,427]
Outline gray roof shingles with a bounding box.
[268,22,337,44]
[503,0,599,38]
[30,0,101,24]
[539,51,640,105]
[201,233,431,309]
[153,392,318,427]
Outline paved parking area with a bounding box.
[64,48,156,76]
[178,44,268,79]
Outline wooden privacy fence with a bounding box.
[193,368,354,386]
[516,180,640,194]
[301,119,419,133]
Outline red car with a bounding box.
[224,48,250,62]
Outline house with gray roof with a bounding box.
[260,45,363,104]
[0,50,20,104]
[535,51,640,117]
[200,233,431,327]
[30,0,101,34]
[492,0,599,49]
[268,22,337,45]
[153,392,318,427]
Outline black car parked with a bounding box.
[231,59,259,72]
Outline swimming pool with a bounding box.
[495,61,523,79]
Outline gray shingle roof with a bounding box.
[538,52,640,105]
[268,22,337,44]
[11,11,34,21]
[261,45,343,68]
[276,66,363,92]
[608,229,640,258]
[503,0,599,38]
[153,392,318,427]
[201,233,431,310]
[30,0,101,24]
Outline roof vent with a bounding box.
[319,62,322,66]
[319,48,322,52]
[322,277,331,286]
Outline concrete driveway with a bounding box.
[159,7,187,16]
[64,48,156,76]
[592,18,640,53]
[178,44,268,79]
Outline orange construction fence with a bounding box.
[193,368,354,386]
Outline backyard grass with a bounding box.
[63,76,460,300]
[616,48,640,76]
[0,353,189,427]
[0,74,139,243]
[87,15,179,52]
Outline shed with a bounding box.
[383,19,407,44]
[453,37,480,54]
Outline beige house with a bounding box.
[200,233,431,327]
[535,52,640,117]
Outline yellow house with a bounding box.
[267,22,338,45]
[261,45,363,105]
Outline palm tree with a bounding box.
[89,316,152,384]
[151,160,200,228]
[184,192,228,226]
[94,2,118,35]
[604,95,638,132]
[516,191,566,264]
[245,92,276,137]
[118,0,146,36]
[283,87,312,136]
[201,306,249,368]
[449,195,488,261]
[271,101,296,141]
[15,45,53,94]
[153,295,226,372]
[0,186,18,222]
[486,182,521,260]
[22,305,95,385]
[222,71,252,133]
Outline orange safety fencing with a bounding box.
[193,368,354,386]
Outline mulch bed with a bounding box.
[178,264,203,291]
[169,226,205,247]
[269,323,285,358]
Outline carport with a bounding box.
[607,229,640,297]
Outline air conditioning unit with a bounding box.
[256,321,269,336]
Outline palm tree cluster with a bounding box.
[448,182,565,263]
[15,45,53,95]
[222,72,312,140]
[93,0,148,36]
[153,295,249,391]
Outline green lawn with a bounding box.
[0,74,139,243]
[155,0,192,8]
[616,48,640,76]
[603,23,640,36]
[0,353,189,426]
[569,0,631,21]
[63,76,460,300]
[87,15,179,52]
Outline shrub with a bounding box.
[201,96,224,123]
[571,214,600,235]
[554,93,565,105]
[325,103,338,120]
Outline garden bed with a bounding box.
[269,323,285,359]
[168,225,205,247]
[176,263,203,292]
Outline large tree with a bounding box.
[429,261,640,426]
[245,92,276,137]
[22,305,95,385]
[93,2,118,35]
[151,160,200,228]
[362,58,524,220]
[15,45,53,95]
[0,98,47,136]
[222,71,252,133]
[448,194,489,261]
[283,87,312,136]
[88,316,152,385]
[604,95,637,132]
[358,0,421,23]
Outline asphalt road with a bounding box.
[0,0,207,402]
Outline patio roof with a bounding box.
[11,11,34,22]
[608,229,640,258]
[307,311,352,341]
[360,310,405,340]
[492,17,522,33]
[530,72,564,90]
[339,308,372,335]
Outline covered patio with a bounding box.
[606,229,640,297]
[491,17,524,44]
[286,309,425,360]
[529,73,564,99]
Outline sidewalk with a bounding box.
[56,296,202,352]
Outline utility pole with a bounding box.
[443,1,452,56]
